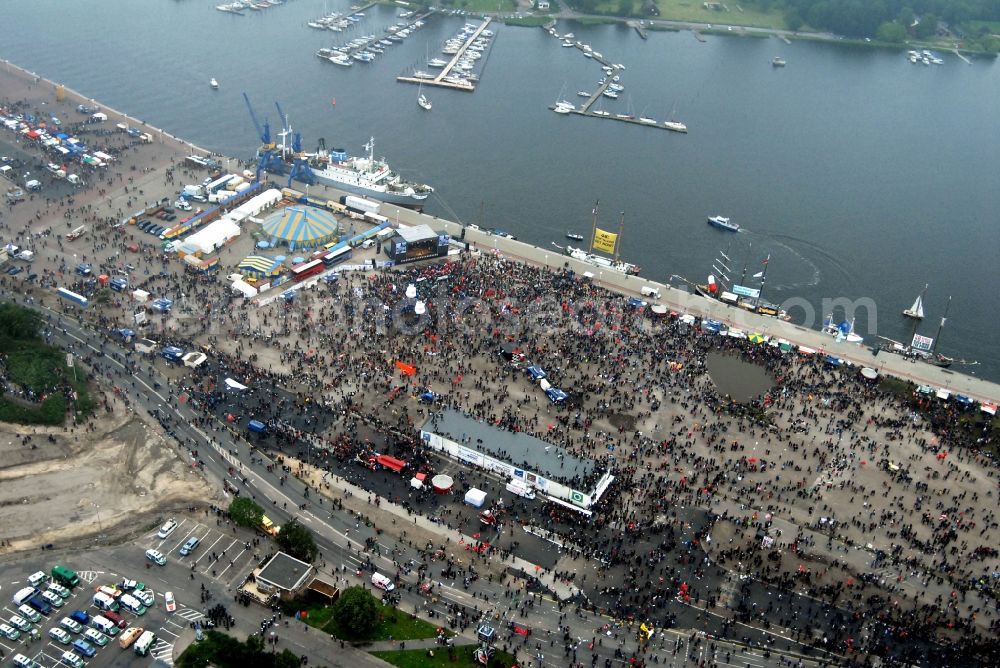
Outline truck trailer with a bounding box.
[57,287,88,308]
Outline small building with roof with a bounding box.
[255,552,314,599]
[384,224,450,264]
[419,409,614,514]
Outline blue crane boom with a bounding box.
[242,92,271,146]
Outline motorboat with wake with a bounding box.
[707,215,740,232]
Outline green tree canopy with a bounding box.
[332,586,381,638]
[177,631,301,668]
[229,497,265,530]
[275,519,319,562]
[0,303,41,341]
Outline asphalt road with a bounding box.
[0,289,846,668]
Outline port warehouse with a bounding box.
[420,409,615,515]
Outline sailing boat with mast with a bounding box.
[693,246,789,320]
[903,284,927,319]
[417,83,432,111]
[552,201,641,275]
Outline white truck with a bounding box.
[16,250,34,262]
[505,478,536,500]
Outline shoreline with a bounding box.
[2,57,998,404]
[1,58,216,159]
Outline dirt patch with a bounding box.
[607,413,637,431]
[0,415,212,552]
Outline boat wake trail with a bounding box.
[767,240,821,292]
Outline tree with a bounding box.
[784,7,805,31]
[876,21,907,42]
[275,519,319,562]
[229,497,264,530]
[176,631,301,668]
[332,586,380,638]
[915,12,938,38]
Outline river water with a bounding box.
[2,0,998,380]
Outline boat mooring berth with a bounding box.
[397,17,493,92]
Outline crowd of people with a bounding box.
[3,79,1000,666]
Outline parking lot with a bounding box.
[1,513,264,667]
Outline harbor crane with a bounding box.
[242,92,285,181]
[272,101,316,187]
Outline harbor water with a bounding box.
[1,0,998,380]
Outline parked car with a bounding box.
[60,616,83,634]
[157,518,177,538]
[145,548,166,566]
[9,615,33,633]
[6,265,22,275]
[48,582,71,598]
[72,638,96,658]
[132,589,154,608]
[69,610,90,626]
[17,604,41,623]
[48,627,72,644]
[83,627,109,646]
[179,536,200,556]
[40,590,64,607]
[164,592,176,613]
[102,610,128,629]
[0,622,21,641]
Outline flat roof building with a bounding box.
[420,409,613,513]
[255,552,314,598]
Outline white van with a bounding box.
[12,587,37,606]
[505,478,536,500]
[119,593,146,615]
[134,630,156,656]
[92,592,118,611]
[156,518,177,539]
[27,571,48,588]
[640,286,661,300]
[370,573,394,592]
[90,615,118,636]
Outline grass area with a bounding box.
[0,304,94,424]
[504,16,552,27]
[287,600,447,642]
[574,17,618,26]
[657,0,785,28]
[439,0,516,14]
[371,646,518,668]
[582,0,786,29]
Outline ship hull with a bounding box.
[305,171,430,208]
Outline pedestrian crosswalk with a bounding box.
[175,607,204,622]
[151,637,174,664]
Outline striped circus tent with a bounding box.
[237,255,284,280]
[261,206,340,250]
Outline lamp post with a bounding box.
[93,503,103,536]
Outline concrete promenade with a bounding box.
[326,185,1000,405]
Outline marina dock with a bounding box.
[396,17,492,92]
[627,21,648,40]
[553,66,688,133]
[953,48,972,64]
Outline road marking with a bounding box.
[157,626,179,639]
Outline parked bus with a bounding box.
[50,565,80,588]
[321,245,352,267]
[133,630,156,656]
[290,258,324,282]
